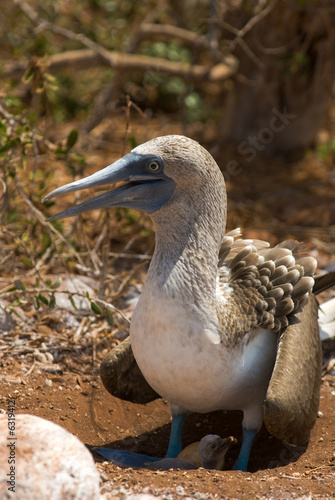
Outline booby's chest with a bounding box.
[130,291,277,414]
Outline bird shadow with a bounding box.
[88,409,307,472]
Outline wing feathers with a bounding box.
[218,231,317,336]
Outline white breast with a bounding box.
[130,291,277,417]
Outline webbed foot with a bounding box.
[92,448,160,467]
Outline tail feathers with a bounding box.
[313,271,335,295]
[318,297,335,341]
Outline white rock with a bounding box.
[0,414,100,499]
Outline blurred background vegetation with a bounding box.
[1,0,335,322]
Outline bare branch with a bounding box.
[13,0,117,68]
[231,0,279,46]
[3,48,238,83]
[134,23,202,46]
[219,0,279,66]
[7,0,238,84]
[134,23,230,63]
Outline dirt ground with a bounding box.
[0,346,334,499]
[1,117,335,498]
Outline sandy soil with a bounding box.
[0,350,334,499]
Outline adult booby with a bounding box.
[44,135,326,471]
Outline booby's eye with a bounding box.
[148,161,160,172]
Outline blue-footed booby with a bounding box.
[44,135,329,471]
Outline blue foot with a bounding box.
[92,410,187,467]
[92,448,160,467]
[232,428,257,471]
[165,412,187,458]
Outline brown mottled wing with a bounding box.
[100,337,160,404]
[217,231,317,340]
[263,293,322,444]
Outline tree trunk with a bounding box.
[221,0,335,154]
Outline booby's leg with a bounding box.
[165,405,187,457]
[92,405,187,467]
[232,406,262,471]
[232,428,257,471]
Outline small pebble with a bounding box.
[45,352,54,363]
[175,485,185,495]
[34,352,48,363]
[100,483,112,493]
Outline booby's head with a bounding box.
[198,434,237,470]
[43,135,225,221]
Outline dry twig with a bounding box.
[3,48,238,84]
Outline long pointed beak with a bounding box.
[43,151,175,220]
[43,153,143,202]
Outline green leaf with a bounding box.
[44,279,52,288]
[20,256,34,268]
[55,147,67,155]
[128,135,137,149]
[66,129,78,150]
[11,308,24,319]
[34,295,40,310]
[38,294,49,306]
[91,301,102,315]
[69,295,78,310]
[12,298,27,307]
[14,279,26,291]
[49,294,56,310]
[0,141,10,154]
[50,277,62,289]
[22,66,35,84]
[106,308,114,326]
[43,73,57,83]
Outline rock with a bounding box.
[55,276,98,312]
[0,414,100,499]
